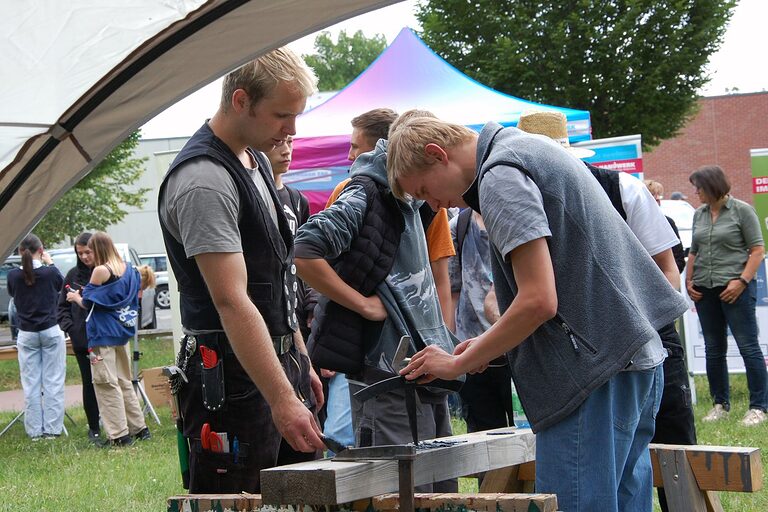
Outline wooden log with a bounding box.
[260,428,536,505]
[372,492,558,512]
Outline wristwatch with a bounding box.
[738,277,750,286]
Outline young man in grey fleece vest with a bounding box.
[387,117,688,512]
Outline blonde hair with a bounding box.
[138,265,156,290]
[221,47,317,111]
[88,232,124,274]
[644,180,664,199]
[388,109,436,137]
[387,117,476,199]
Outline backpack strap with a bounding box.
[455,207,473,269]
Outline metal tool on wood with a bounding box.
[353,335,463,445]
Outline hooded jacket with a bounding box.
[57,247,93,353]
[295,140,457,377]
[83,266,141,348]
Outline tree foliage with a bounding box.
[303,30,387,91]
[417,0,735,148]
[35,131,149,246]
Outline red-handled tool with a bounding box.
[201,423,211,450]
[199,346,218,368]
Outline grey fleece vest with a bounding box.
[467,123,687,432]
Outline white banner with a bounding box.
[682,259,768,375]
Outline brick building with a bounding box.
[644,91,768,207]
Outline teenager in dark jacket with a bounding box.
[7,234,66,439]
[57,232,101,441]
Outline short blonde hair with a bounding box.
[388,109,436,137]
[221,47,317,110]
[644,179,664,198]
[387,117,476,199]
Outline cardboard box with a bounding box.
[140,366,172,409]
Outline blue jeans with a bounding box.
[695,282,768,411]
[536,365,663,512]
[16,325,67,437]
[323,374,355,453]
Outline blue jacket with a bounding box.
[83,266,141,347]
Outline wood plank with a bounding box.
[649,444,763,492]
[372,492,558,512]
[656,449,707,512]
[167,493,261,512]
[260,428,536,505]
[167,493,557,512]
[509,444,761,493]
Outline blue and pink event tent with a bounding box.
[286,28,592,212]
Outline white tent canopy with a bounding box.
[0,0,398,257]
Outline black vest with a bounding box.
[158,123,297,335]
[585,163,627,220]
[308,175,404,374]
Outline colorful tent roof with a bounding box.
[287,27,591,204]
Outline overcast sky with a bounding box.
[142,0,766,139]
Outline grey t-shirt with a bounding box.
[159,155,277,259]
[480,166,665,371]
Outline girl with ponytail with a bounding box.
[7,234,66,439]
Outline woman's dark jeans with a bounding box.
[695,282,768,411]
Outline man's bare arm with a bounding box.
[195,252,322,452]
[651,248,680,290]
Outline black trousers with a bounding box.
[74,351,100,432]
[652,322,697,512]
[459,361,514,432]
[180,341,316,493]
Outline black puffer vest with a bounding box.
[158,123,298,335]
[308,175,405,374]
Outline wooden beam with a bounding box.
[260,428,536,505]
[649,444,763,492]
[373,492,558,512]
[167,493,261,512]
[656,448,708,512]
[507,445,761,494]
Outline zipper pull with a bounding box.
[562,322,579,350]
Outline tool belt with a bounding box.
[194,331,294,356]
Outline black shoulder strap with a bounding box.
[418,202,437,235]
[455,207,473,269]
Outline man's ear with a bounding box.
[231,89,249,113]
[424,143,448,164]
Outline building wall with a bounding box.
[107,137,188,255]
[644,91,768,207]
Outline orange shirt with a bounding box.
[324,178,455,262]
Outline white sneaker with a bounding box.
[702,404,729,422]
[741,409,767,427]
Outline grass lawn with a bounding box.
[1,338,766,510]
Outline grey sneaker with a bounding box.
[702,403,729,422]
[741,409,767,427]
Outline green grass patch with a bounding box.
[1,344,766,510]
[0,336,176,392]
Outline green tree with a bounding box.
[303,30,387,91]
[417,0,735,148]
[35,131,149,246]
